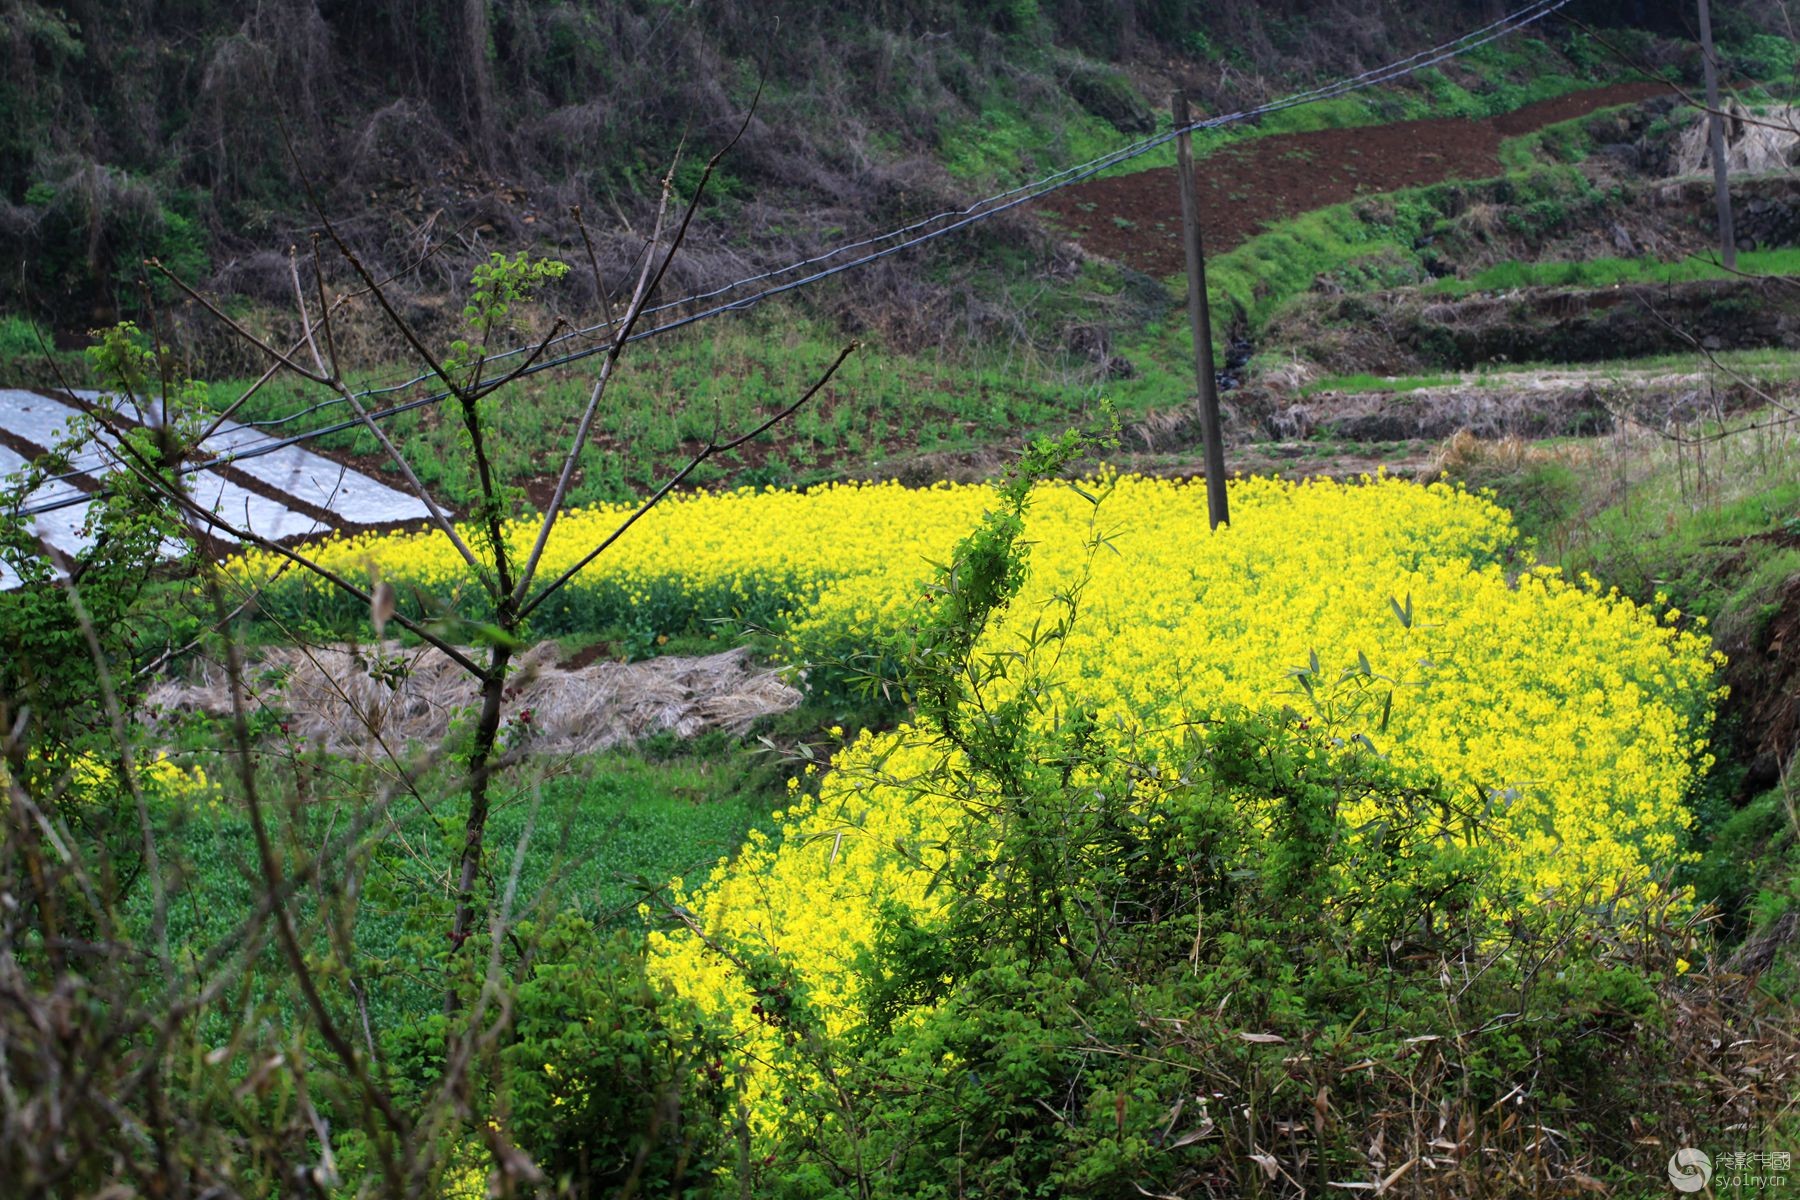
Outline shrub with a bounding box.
[8,166,211,321]
[503,918,731,1198]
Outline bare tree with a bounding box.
[1,94,853,1195]
[143,101,856,973]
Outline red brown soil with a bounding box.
[1036,81,1672,276]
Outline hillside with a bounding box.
[3,3,1800,1196]
[0,0,1722,342]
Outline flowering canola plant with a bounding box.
[1,750,216,824]
[231,480,999,639]
[232,473,1722,1131]
[644,474,1719,1129]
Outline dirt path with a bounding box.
[1036,81,1671,276]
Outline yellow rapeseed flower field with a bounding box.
[234,473,1721,1134]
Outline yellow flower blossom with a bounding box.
[228,474,1719,1137]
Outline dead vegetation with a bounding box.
[145,641,802,757]
[1672,101,1800,175]
[1267,275,1800,377]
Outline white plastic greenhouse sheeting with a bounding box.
[0,388,436,587]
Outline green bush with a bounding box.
[504,918,731,1198]
[0,314,52,359]
[1066,66,1153,134]
[1476,458,1585,546]
[374,918,731,1199]
[11,168,211,321]
[1731,32,1800,82]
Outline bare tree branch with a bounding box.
[86,414,485,677]
[519,339,858,620]
[149,258,333,387]
[511,88,766,605]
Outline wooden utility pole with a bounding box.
[1697,0,1737,268]
[1172,91,1230,528]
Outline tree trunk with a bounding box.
[447,641,511,1007]
[461,0,497,165]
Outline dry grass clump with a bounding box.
[145,642,801,756]
[1429,428,1596,478]
[1672,103,1800,176]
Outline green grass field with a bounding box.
[199,315,1128,507]
[150,744,781,1027]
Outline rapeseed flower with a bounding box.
[231,474,1719,1134]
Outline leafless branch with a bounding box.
[512,84,765,605]
[85,413,484,676]
[519,339,858,620]
[150,258,332,387]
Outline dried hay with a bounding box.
[1429,429,1603,478]
[1294,379,1618,442]
[1257,358,1317,393]
[144,642,803,757]
[1672,103,1800,177]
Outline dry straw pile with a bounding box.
[145,643,802,756]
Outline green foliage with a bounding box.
[203,313,1116,513]
[1693,784,1799,944]
[1466,458,1584,549]
[937,96,1122,185]
[146,747,783,1029]
[1433,247,1800,297]
[1065,65,1153,134]
[503,918,731,1197]
[10,171,211,321]
[1496,106,1617,173]
[446,251,572,378]
[769,691,1691,1196]
[1299,370,1458,395]
[1,323,203,766]
[0,314,52,359]
[369,915,733,1198]
[1730,32,1800,83]
[1571,477,1800,635]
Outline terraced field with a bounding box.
[1038,79,1672,272]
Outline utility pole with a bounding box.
[1172,90,1230,529]
[1697,0,1737,268]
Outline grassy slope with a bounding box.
[1585,471,1800,994]
[948,37,1617,188]
[197,315,1112,506]
[267,84,1690,509]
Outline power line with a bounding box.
[19,0,1573,518]
[228,0,1575,437]
[225,0,1574,436]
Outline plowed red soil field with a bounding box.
[1035,81,1671,276]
